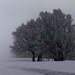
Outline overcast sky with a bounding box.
[0,0,75,59]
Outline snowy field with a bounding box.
[0,58,75,75]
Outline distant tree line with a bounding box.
[10,9,75,61]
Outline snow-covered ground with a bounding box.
[0,58,75,75]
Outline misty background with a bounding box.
[0,0,75,59]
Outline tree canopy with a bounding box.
[10,9,75,61]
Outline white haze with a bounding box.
[0,0,75,59]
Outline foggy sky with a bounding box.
[0,0,75,59]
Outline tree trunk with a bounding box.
[32,52,35,62]
[54,53,65,61]
[37,53,42,61]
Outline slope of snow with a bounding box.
[4,60,75,73]
[0,62,43,75]
[0,59,75,75]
